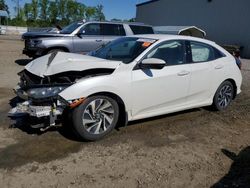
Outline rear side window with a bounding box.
[213,47,226,59]
[101,24,126,36]
[129,25,154,34]
[190,41,214,62]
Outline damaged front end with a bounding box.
[9,68,114,131]
[9,52,119,131]
[9,70,74,130]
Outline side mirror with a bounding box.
[76,30,85,38]
[140,58,166,69]
[76,32,82,38]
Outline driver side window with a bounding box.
[146,41,185,65]
[80,23,101,35]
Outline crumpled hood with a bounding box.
[25,52,121,77]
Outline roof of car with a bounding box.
[85,21,152,26]
[133,34,216,45]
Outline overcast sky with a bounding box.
[5,0,147,20]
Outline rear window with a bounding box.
[101,24,126,36]
[129,25,154,34]
[189,41,226,62]
[190,42,213,62]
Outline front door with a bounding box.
[73,23,104,54]
[131,40,191,120]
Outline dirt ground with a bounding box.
[0,35,250,188]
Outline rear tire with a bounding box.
[72,95,119,141]
[212,81,234,111]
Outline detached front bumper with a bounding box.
[10,82,85,128]
[8,101,64,118]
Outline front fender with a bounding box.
[37,37,73,52]
[59,75,131,110]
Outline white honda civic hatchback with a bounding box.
[10,35,242,141]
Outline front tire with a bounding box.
[72,95,119,141]
[212,81,234,111]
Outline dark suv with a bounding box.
[22,21,154,58]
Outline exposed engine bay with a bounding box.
[17,68,114,100]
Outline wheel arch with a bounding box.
[225,78,237,99]
[88,92,128,128]
[44,46,69,55]
[214,78,237,100]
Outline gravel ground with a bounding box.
[0,35,250,188]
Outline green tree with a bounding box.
[12,0,21,19]
[128,18,136,22]
[30,0,38,20]
[66,0,78,22]
[0,0,9,14]
[23,3,31,20]
[58,0,66,20]
[111,18,122,22]
[85,6,96,20]
[39,0,49,20]
[8,1,106,27]
[19,7,25,22]
[77,3,86,20]
[94,4,105,21]
[0,0,9,25]
[48,0,58,23]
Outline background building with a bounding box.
[136,0,250,58]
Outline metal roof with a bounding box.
[88,21,150,26]
[75,20,151,26]
[136,0,160,7]
[0,10,8,17]
[154,26,206,38]
[127,34,216,46]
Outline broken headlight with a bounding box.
[27,86,67,99]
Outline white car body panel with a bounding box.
[131,64,191,119]
[22,34,242,122]
[25,52,121,77]
[186,59,213,105]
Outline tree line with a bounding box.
[1,0,106,27]
[0,0,9,13]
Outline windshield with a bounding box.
[60,22,82,34]
[91,37,156,63]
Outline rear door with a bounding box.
[73,23,104,53]
[101,23,126,45]
[185,41,215,104]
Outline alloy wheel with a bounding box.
[82,99,115,134]
[217,84,233,109]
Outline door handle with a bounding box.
[178,70,190,76]
[215,65,224,69]
[96,39,102,42]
